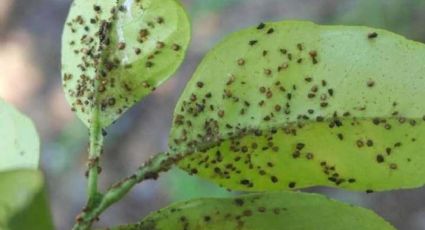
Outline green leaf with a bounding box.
[0,170,54,230]
[115,192,394,230]
[0,99,39,171]
[169,21,425,192]
[62,0,191,128]
[160,168,235,202]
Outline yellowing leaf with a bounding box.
[169,21,425,192]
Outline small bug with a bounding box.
[249,40,258,46]
[368,32,378,39]
[171,44,180,51]
[257,22,266,30]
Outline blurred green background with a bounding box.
[0,0,424,229]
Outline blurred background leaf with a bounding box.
[0,98,39,171]
[0,170,53,230]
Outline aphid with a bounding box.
[267,28,274,34]
[218,110,225,118]
[356,140,364,148]
[196,81,204,88]
[367,80,375,87]
[98,85,106,93]
[264,69,272,76]
[306,152,314,160]
[249,40,258,46]
[108,98,116,106]
[372,118,380,125]
[309,50,318,64]
[389,163,398,170]
[240,179,250,185]
[234,198,244,206]
[296,143,305,150]
[134,48,141,55]
[156,41,165,49]
[237,58,245,66]
[145,61,154,68]
[288,182,296,188]
[270,176,278,183]
[320,102,328,108]
[117,42,126,50]
[93,5,101,12]
[376,154,384,163]
[138,29,149,40]
[172,44,181,51]
[257,22,266,30]
[296,43,303,51]
[99,20,110,44]
[279,49,288,55]
[266,90,273,98]
[366,139,374,147]
[118,5,127,12]
[368,32,378,39]
[277,63,288,72]
[156,17,164,24]
[226,75,235,85]
[287,53,292,60]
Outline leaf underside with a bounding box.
[169,21,425,192]
[0,99,39,171]
[62,0,190,128]
[116,192,394,230]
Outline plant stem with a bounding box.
[87,112,103,207]
[72,152,181,230]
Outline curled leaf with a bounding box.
[62,0,190,128]
[116,192,394,230]
[169,21,425,192]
